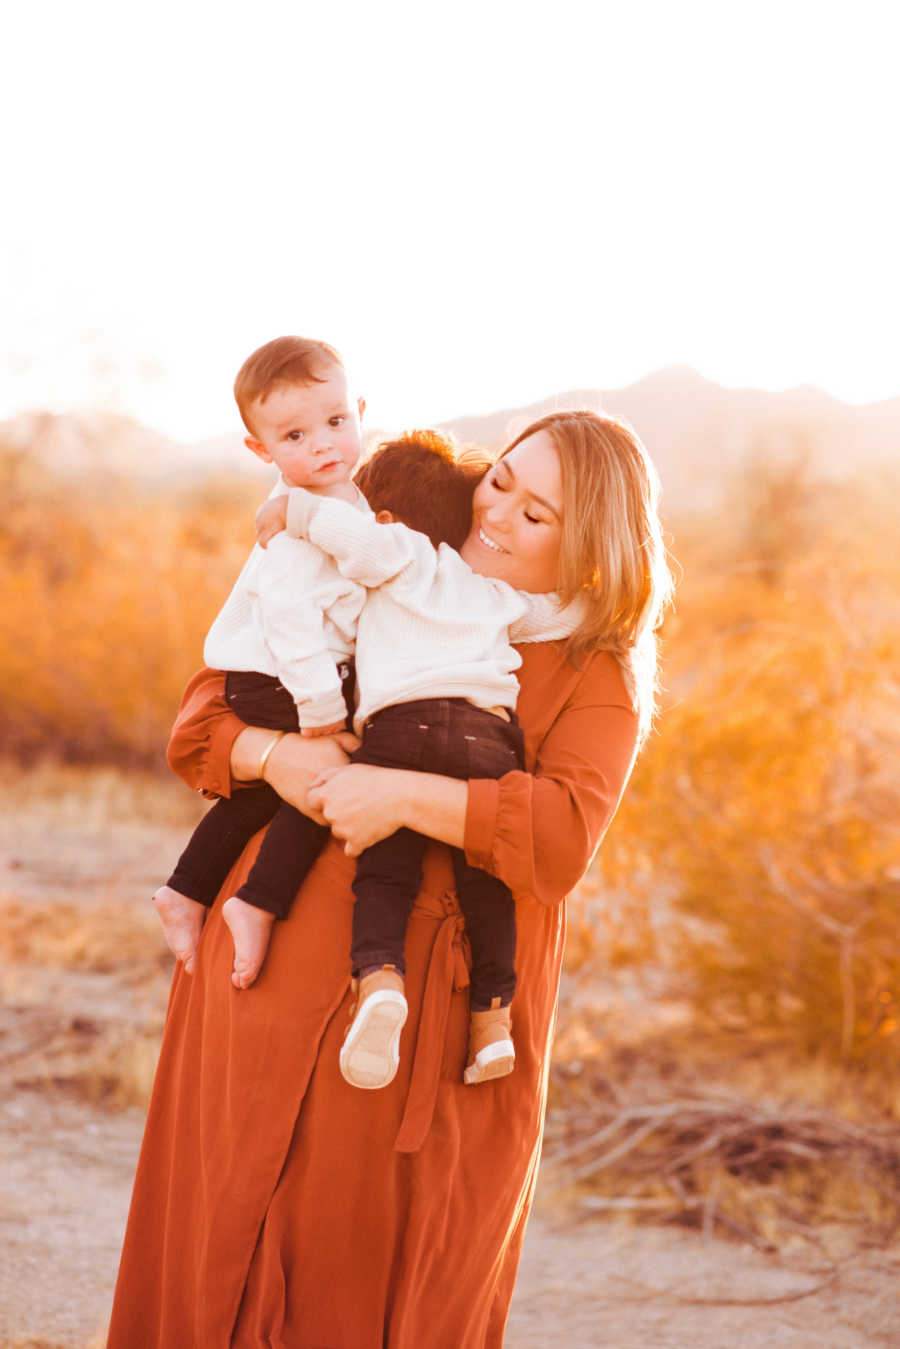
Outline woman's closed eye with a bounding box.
[488,475,545,523]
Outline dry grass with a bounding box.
[0,895,170,1109]
[0,765,189,1111]
[545,1003,900,1256]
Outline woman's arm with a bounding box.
[167,668,358,822]
[309,765,467,854]
[461,698,638,904]
[310,651,639,905]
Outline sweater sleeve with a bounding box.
[285,489,434,588]
[256,537,350,728]
[463,656,639,906]
[165,668,246,800]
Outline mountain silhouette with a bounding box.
[4,367,897,512]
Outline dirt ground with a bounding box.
[1,768,897,1348]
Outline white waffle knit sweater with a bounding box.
[203,484,370,729]
[283,488,586,735]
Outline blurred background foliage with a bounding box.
[584,457,900,1077]
[3,423,899,1247]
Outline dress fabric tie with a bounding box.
[394,890,470,1154]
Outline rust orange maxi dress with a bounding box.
[108,642,638,1349]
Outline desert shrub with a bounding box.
[0,464,259,764]
[577,457,900,1075]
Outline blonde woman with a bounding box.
[109,410,673,1348]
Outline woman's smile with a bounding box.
[477,526,509,554]
[461,430,564,593]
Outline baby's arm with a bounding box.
[257,536,354,731]
[256,495,288,548]
[284,489,437,589]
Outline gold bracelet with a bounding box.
[257,730,286,781]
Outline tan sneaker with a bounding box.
[463,999,515,1085]
[339,966,408,1090]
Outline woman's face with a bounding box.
[459,430,564,593]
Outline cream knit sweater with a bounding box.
[284,488,585,734]
[203,484,370,729]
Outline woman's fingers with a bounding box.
[308,764,410,855]
[334,730,362,753]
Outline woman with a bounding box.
[108,410,672,1348]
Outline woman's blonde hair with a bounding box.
[502,410,674,742]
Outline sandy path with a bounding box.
[0,1083,895,1349]
[1,773,896,1347]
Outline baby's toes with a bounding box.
[232,957,259,990]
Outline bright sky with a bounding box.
[2,0,898,441]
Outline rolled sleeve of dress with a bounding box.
[463,660,639,906]
[166,668,245,800]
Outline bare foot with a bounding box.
[222,896,276,989]
[152,885,206,975]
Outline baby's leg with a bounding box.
[451,850,517,1084]
[155,785,283,976]
[222,896,276,990]
[339,831,426,1089]
[152,885,207,976]
[445,705,524,1083]
[224,804,330,989]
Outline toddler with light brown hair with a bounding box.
[152,335,491,1001]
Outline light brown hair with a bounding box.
[502,410,674,740]
[234,336,343,434]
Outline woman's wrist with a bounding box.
[398,771,469,851]
[391,770,423,832]
[257,730,287,781]
[231,726,283,782]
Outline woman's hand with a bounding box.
[308,764,418,856]
[255,495,289,549]
[230,726,360,824]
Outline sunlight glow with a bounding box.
[2,1,898,440]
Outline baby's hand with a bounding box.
[255,496,289,548]
[300,720,347,739]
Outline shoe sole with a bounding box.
[340,990,408,1090]
[463,1038,515,1085]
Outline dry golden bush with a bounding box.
[0,457,259,763]
[582,458,900,1079]
[4,437,899,1085]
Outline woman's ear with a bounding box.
[375,509,395,524]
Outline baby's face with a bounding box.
[245,366,364,491]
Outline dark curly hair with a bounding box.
[354,430,492,550]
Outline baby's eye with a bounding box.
[329,415,346,427]
[286,430,304,442]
